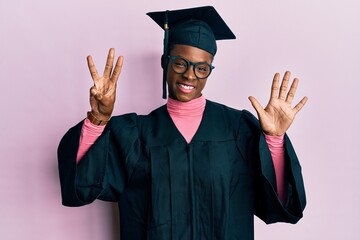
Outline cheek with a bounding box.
[166,71,174,85]
[166,65,174,83]
[198,80,207,91]
[167,66,182,87]
[166,71,179,96]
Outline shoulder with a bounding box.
[206,99,260,130]
[206,99,239,115]
[108,105,167,134]
[108,113,138,129]
[206,99,255,119]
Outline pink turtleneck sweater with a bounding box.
[76,96,286,204]
[166,96,205,143]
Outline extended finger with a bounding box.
[110,56,124,83]
[278,71,291,100]
[293,96,308,114]
[270,73,280,99]
[87,55,100,81]
[103,48,115,78]
[286,78,299,104]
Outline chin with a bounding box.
[176,94,195,102]
[169,90,201,102]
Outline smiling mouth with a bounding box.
[178,83,195,90]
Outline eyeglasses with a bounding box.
[168,56,215,79]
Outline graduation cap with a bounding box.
[147,6,236,99]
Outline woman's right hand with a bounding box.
[87,48,124,122]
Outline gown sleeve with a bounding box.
[57,113,141,207]
[237,110,306,224]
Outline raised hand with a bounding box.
[248,71,308,136]
[87,48,124,121]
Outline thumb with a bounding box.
[248,96,264,117]
[90,86,103,101]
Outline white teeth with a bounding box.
[179,83,194,90]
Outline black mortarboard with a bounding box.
[147,6,236,99]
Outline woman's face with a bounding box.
[166,44,213,102]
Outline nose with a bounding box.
[182,64,197,81]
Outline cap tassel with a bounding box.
[162,10,169,99]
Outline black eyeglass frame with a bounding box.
[168,55,215,79]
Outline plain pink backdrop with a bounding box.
[1,0,359,239]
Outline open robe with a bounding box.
[58,100,306,240]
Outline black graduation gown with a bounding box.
[58,100,306,240]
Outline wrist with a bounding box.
[87,111,110,126]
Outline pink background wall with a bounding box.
[1,0,359,239]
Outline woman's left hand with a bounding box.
[248,71,308,136]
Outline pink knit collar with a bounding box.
[167,96,206,116]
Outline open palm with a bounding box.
[249,71,308,136]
